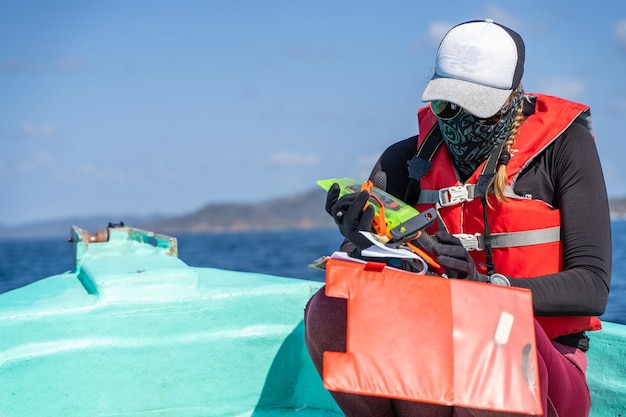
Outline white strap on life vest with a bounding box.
[416,186,561,250]
[454,227,561,251]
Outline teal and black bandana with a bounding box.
[438,86,525,179]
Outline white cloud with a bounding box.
[355,152,380,179]
[427,21,452,45]
[20,122,58,138]
[16,152,130,183]
[266,151,320,167]
[0,56,88,74]
[18,152,55,173]
[357,153,380,169]
[426,8,520,47]
[535,77,587,100]
[283,46,338,62]
[76,163,127,182]
[615,19,626,51]
[54,56,89,73]
[483,4,521,30]
[0,59,39,73]
[612,97,626,117]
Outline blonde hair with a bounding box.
[488,86,526,205]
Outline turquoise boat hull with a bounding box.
[0,226,623,416]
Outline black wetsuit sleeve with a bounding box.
[368,136,418,200]
[511,123,612,316]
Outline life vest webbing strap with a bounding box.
[405,127,445,206]
[416,124,445,163]
[416,185,477,206]
[416,190,440,204]
[454,226,561,251]
[408,126,445,181]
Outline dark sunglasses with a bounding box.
[431,100,509,126]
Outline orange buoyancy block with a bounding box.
[323,257,542,415]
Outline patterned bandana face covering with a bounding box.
[438,86,524,179]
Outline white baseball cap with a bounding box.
[421,19,525,118]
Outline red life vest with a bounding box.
[414,94,602,339]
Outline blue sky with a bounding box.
[1,1,626,226]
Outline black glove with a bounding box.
[325,183,375,250]
[430,231,488,282]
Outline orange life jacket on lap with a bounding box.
[413,94,602,339]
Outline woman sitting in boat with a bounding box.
[305,19,611,417]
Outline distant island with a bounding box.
[143,188,334,235]
[0,188,334,240]
[608,198,626,220]
[2,188,626,240]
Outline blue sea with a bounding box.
[0,225,624,325]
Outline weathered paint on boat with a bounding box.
[0,225,623,416]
